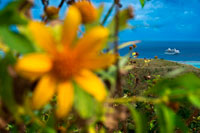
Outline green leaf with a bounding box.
[188,94,200,108]
[127,104,147,133]
[0,1,27,25]
[0,52,17,114]
[0,26,36,54]
[149,73,200,97]
[73,83,101,118]
[155,104,188,133]
[140,0,146,8]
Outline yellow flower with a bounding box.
[132,52,138,58]
[15,6,115,118]
[74,0,97,24]
[144,59,151,63]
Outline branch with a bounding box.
[58,0,65,8]
[101,2,115,25]
[113,0,122,97]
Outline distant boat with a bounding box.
[165,48,180,55]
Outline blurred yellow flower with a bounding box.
[74,0,97,24]
[132,52,138,58]
[15,6,115,118]
[0,41,9,52]
[144,59,151,63]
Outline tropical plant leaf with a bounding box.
[0,26,36,54]
[127,104,147,133]
[0,0,27,26]
[155,104,188,133]
[0,52,17,114]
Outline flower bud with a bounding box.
[133,44,137,48]
[74,1,97,24]
[45,6,59,17]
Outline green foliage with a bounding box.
[0,0,27,26]
[150,73,200,98]
[0,26,36,54]
[156,104,188,133]
[0,52,17,115]
[127,104,147,133]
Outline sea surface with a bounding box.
[1,41,200,68]
[119,41,200,68]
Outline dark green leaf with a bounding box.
[155,104,188,133]
[140,0,146,8]
[0,1,27,25]
[0,26,36,54]
[0,52,17,114]
[127,104,147,133]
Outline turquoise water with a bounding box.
[178,62,200,68]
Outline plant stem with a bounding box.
[113,0,122,97]
[101,2,115,25]
[58,0,65,9]
[106,96,162,104]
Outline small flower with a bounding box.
[132,52,139,58]
[154,56,158,59]
[15,6,116,118]
[144,59,151,63]
[129,46,133,50]
[74,0,97,24]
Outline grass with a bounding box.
[122,58,200,95]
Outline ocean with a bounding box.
[1,41,200,68]
[119,41,200,68]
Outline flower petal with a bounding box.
[56,81,74,118]
[15,53,52,79]
[32,75,56,109]
[73,26,109,56]
[29,21,57,54]
[74,69,107,102]
[82,54,116,70]
[61,6,81,48]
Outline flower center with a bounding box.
[51,52,80,80]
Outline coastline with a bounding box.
[177,61,200,68]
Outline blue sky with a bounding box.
[1,0,200,42]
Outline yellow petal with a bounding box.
[83,54,116,70]
[74,69,107,102]
[73,26,109,56]
[32,75,56,109]
[29,21,57,54]
[61,6,81,48]
[15,53,52,79]
[56,81,74,118]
